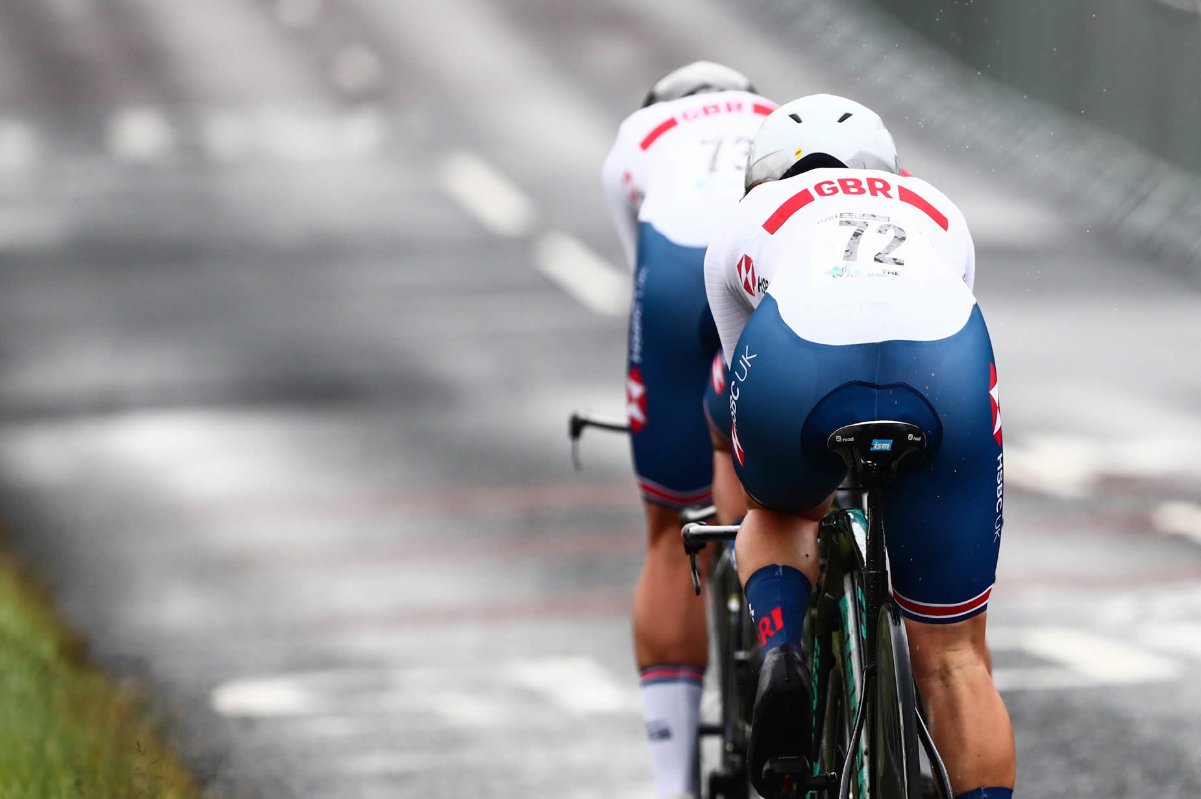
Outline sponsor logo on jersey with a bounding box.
[989,363,1002,447]
[710,352,726,394]
[735,255,763,295]
[728,346,757,466]
[990,362,1004,541]
[735,252,754,295]
[627,366,647,433]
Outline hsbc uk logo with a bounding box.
[989,363,1002,447]
[627,366,648,434]
[728,346,757,466]
[737,254,768,298]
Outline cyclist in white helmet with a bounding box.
[600,61,776,799]
[705,94,1015,799]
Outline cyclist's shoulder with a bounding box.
[616,91,776,143]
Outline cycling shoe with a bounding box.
[747,643,812,798]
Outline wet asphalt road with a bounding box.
[1,1,1201,797]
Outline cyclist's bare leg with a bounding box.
[733,497,833,587]
[708,423,747,525]
[734,498,832,795]
[633,500,711,667]
[633,500,712,798]
[906,613,1016,795]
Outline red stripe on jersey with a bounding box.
[762,188,815,234]
[898,185,949,230]
[753,103,775,116]
[639,118,679,150]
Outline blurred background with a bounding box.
[0,0,1198,797]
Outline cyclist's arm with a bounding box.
[600,127,643,272]
[704,223,753,368]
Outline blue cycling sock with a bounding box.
[955,788,1013,799]
[744,564,810,652]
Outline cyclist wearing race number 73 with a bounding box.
[703,94,1015,799]
[600,62,775,799]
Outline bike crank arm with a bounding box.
[762,756,838,792]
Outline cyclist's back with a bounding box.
[706,166,975,359]
[603,90,774,270]
[702,94,1016,799]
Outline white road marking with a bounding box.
[503,656,637,714]
[107,108,176,163]
[990,626,1181,691]
[0,119,37,168]
[1151,501,1201,545]
[200,108,386,162]
[439,151,538,238]
[199,111,251,162]
[1004,427,1201,499]
[210,656,637,721]
[254,109,340,163]
[534,231,629,317]
[1139,622,1201,660]
[1003,438,1101,498]
[337,107,387,156]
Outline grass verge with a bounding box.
[0,550,204,799]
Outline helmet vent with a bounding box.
[838,112,853,123]
[789,113,803,123]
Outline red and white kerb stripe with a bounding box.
[892,584,992,624]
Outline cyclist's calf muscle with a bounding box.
[906,613,1016,794]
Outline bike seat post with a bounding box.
[826,421,928,671]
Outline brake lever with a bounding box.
[567,412,629,471]
[688,550,702,596]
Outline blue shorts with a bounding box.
[730,296,1004,624]
[702,351,732,447]
[626,223,721,508]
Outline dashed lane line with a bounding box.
[534,231,629,317]
[107,107,176,163]
[990,626,1181,692]
[211,626,1186,729]
[438,151,538,238]
[0,119,37,169]
[210,655,638,721]
[1151,501,1201,545]
[437,151,628,316]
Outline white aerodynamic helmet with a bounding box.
[642,61,754,107]
[744,94,899,191]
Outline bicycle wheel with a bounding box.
[704,546,750,799]
[873,603,922,799]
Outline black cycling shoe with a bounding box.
[747,643,812,799]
